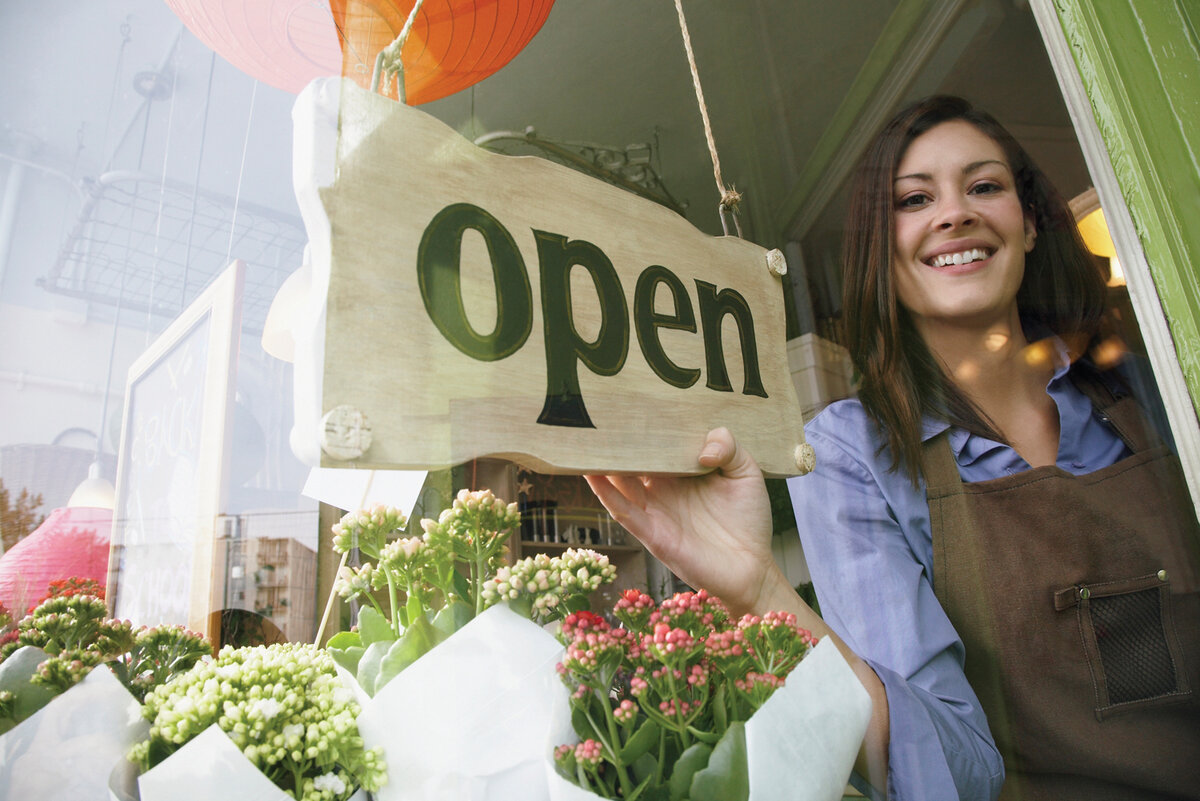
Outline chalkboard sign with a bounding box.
[108,261,244,638]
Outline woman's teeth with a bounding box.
[930,248,989,267]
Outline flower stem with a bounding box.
[599,696,635,797]
[385,573,401,636]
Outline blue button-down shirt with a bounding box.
[788,358,1131,801]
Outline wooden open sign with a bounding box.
[292,79,808,476]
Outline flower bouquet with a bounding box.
[548,589,872,801]
[124,641,385,801]
[0,581,211,800]
[324,489,614,801]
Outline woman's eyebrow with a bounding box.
[894,159,1009,183]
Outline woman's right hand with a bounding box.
[585,427,786,616]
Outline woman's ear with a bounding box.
[1024,212,1037,252]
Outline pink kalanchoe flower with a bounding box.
[574,739,604,770]
[612,588,656,633]
[559,626,626,693]
[643,623,702,668]
[737,610,816,676]
[653,589,730,637]
[560,610,609,640]
[613,698,637,725]
[732,670,787,711]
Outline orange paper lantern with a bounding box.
[164,0,554,103]
[331,0,555,104]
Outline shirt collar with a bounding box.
[918,335,1075,467]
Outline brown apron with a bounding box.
[925,372,1200,800]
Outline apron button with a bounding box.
[1079,587,1091,600]
[1158,569,1169,582]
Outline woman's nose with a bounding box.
[935,196,976,230]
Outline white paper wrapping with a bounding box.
[545,637,872,801]
[133,724,368,801]
[0,665,147,801]
[353,603,573,801]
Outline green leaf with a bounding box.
[712,683,728,732]
[625,770,657,801]
[356,640,390,696]
[326,631,362,650]
[685,725,722,745]
[432,598,474,640]
[357,606,395,647]
[452,570,472,600]
[504,595,534,621]
[640,782,671,801]
[572,704,605,743]
[374,616,438,692]
[405,593,426,628]
[564,594,590,614]
[328,644,365,677]
[631,752,659,784]
[0,646,58,724]
[620,716,662,763]
[668,742,713,801]
[689,722,748,801]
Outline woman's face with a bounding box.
[891,120,1036,335]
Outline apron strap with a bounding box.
[1069,363,1161,454]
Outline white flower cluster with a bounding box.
[334,562,383,600]
[421,488,521,547]
[331,504,408,555]
[482,548,617,622]
[131,642,386,801]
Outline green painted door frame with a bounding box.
[1031,0,1200,511]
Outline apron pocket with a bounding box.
[1054,571,1192,719]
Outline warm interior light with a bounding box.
[1075,203,1125,287]
[67,461,116,510]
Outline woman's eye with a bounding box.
[969,181,1002,195]
[897,192,930,209]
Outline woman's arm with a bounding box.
[585,427,890,794]
[794,413,1004,800]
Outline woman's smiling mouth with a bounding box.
[926,247,993,268]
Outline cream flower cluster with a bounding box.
[131,642,386,801]
[480,548,617,623]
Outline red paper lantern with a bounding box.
[0,507,112,613]
[164,0,555,103]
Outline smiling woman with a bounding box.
[587,95,1200,801]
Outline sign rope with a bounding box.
[371,0,429,104]
[672,0,743,237]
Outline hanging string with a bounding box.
[147,31,183,342]
[370,0,428,103]
[181,51,217,310]
[226,79,259,264]
[672,0,742,237]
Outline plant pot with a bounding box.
[0,661,147,801]
[345,604,573,801]
[110,724,370,801]
[545,638,872,801]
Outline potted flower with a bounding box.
[126,641,386,801]
[323,489,615,801]
[547,589,872,801]
[0,581,210,801]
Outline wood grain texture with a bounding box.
[298,80,807,477]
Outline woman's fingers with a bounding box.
[584,474,651,534]
[700,426,760,481]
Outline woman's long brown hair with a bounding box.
[841,95,1107,483]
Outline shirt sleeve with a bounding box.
[788,407,1004,801]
